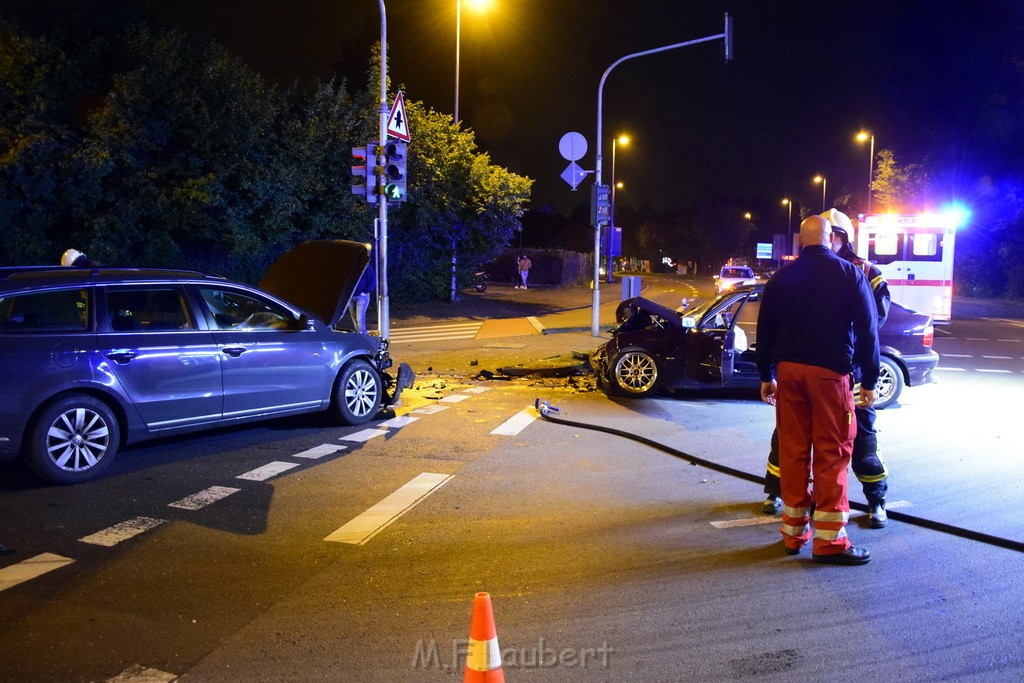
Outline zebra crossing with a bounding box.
[388,321,483,344]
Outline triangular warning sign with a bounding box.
[386,91,411,142]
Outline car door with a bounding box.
[197,286,328,419]
[99,285,223,429]
[683,291,752,385]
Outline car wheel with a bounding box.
[330,358,383,425]
[26,394,121,484]
[612,349,660,396]
[873,356,905,410]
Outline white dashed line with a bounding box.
[324,472,453,545]
[463,386,491,394]
[236,461,301,481]
[935,367,966,372]
[340,428,390,443]
[438,394,471,403]
[981,355,1013,360]
[293,444,348,460]
[977,368,1013,374]
[527,316,545,333]
[378,415,420,428]
[966,338,989,341]
[169,486,241,510]
[0,553,74,593]
[996,339,1021,343]
[80,517,166,547]
[490,408,539,435]
[940,353,972,358]
[411,404,449,415]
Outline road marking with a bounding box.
[169,486,241,510]
[710,516,780,529]
[411,404,449,415]
[439,394,471,403]
[107,664,177,682]
[981,355,1013,360]
[490,407,538,435]
[324,472,453,545]
[996,339,1021,343]
[463,386,491,394]
[237,461,301,481]
[340,428,390,443]
[80,517,166,547]
[935,367,966,372]
[977,368,1013,374]
[293,444,348,460]
[940,353,972,358]
[527,316,545,333]
[379,415,420,428]
[966,337,989,341]
[0,553,74,593]
[389,322,483,344]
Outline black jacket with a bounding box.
[756,245,880,390]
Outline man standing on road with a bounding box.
[756,215,880,565]
[516,255,532,289]
[760,208,892,528]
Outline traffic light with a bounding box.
[351,145,377,204]
[590,183,610,225]
[382,141,408,203]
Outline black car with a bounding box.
[591,283,937,409]
[0,240,414,484]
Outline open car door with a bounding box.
[683,290,753,385]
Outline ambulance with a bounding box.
[855,212,962,322]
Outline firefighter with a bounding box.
[760,208,892,528]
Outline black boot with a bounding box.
[868,500,887,528]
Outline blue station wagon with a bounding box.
[0,240,413,484]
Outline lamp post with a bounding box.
[454,0,491,123]
[813,175,827,212]
[781,198,793,264]
[608,134,629,282]
[856,131,875,214]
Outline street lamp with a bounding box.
[608,134,629,282]
[781,198,793,263]
[454,0,491,123]
[813,175,827,212]
[856,131,875,214]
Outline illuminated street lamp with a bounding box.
[744,212,752,220]
[856,131,875,214]
[813,175,827,212]
[782,198,793,262]
[608,134,629,282]
[454,0,491,123]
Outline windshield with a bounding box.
[721,267,753,279]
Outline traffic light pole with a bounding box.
[591,13,732,337]
[376,0,390,339]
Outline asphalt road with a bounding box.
[1,276,1022,682]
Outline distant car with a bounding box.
[715,265,757,294]
[0,240,414,484]
[591,283,937,410]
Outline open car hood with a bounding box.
[258,240,370,328]
[615,296,684,329]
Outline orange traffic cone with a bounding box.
[464,592,505,682]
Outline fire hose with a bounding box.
[534,398,1024,554]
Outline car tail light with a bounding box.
[922,324,934,348]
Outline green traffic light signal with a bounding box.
[383,141,407,204]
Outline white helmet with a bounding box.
[820,208,854,243]
[61,248,83,267]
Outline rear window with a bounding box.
[0,288,90,332]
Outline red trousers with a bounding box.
[775,362,857,555]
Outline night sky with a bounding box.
[15,1,1024,227]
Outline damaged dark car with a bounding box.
[0,240,414,484]
[591,283,937,409]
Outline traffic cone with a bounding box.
[464,592,504,682]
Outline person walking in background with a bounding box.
[756,215,880,565]
[349,258,375,334]
[516,255,532,289]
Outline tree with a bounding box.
[871,148,930,213]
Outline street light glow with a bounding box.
[856,130,876,213]
[813,175,827,211]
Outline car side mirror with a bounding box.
[299,314,315,330]
[681,316,696,329]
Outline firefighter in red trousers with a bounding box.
[760,208,892,528]
[756,215,880,565]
